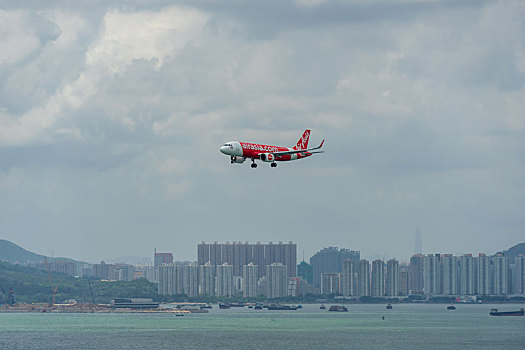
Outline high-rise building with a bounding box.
[424,254,440,295]
[478,254,490,295]
[266,263,288,298]
[216,263,233,297]
[514,255,525,295]
[409,255,424,294]
[321,273,340,295]
[342,259,356,297]
[357,259,370,297]
[199,262,215,296]
[441,254,458,295]
[297,261,313,285]
[310,247,360,288]
[154,251,173,268]
[492,254,508,295]
[459,254,477,295]
[158,263,184,295]
[198,241,296,278]
[242,263,258,298]
[399,265,409,296]
[184,264,199,297]
[385,259,399,296]
[371,259,384,297]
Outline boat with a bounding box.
[447,305,456,310]
[328,305,348,312]
[489,308,524,316]
[297,304,303,309]
[254,304,263,310]
[267,304,298,310]
[229,302,245,307]
[247,305,253,309]
[218,303,230,309]
[386,304,393,310]
[201,304,212,309]
[320,304,326,310]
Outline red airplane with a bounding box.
[220,129,324,168]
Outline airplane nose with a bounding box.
[220,146,229,154]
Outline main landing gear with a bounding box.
[271,162,277,168]
[251,159,257,168]
[230,156,235,164]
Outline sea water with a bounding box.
[1,303,524,349]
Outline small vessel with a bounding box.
[229,302,245,307]
[254,304,263,310]
[320,304,326,310]
[247,305,253,309]
[386,304,393,310]
[218,303,230,309]
[489,308,524,316]
[267,304,298,310]
[201,304,212,309]
[328,305,348,312]
[447,305,456,310]
[297,304,303,309]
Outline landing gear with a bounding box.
[251,159,257,168]
[231,156,235,164]
[271,162,277,168]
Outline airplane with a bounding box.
[220,129,324,168]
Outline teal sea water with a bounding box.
[1,304,524,349]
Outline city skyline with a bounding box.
[1,1,524,263]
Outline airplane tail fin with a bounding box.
[293,129,310,150]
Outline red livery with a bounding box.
[220,129,324,168]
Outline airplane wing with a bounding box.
[270,140,325,156]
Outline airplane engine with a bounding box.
[231,156,245,164]
[259,153,275,162]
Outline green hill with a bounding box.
[0,261,159,304]
[0,239,86,266]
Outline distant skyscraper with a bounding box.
[385,259,399,296]
[492,254,508,295]
[459,254,477,295]
[371,259,384,297]
[216,263,233,297]
[184,264,199,297]
[478,254,490,295]
[357,259,370,297]
[199,262,215,296]
[158,263,184,295]
[424,254,440,295]
[243,263,258,298]
[514,255,525,295]
[297,261,313,284]
[415,227,422,255]
[342,259,356,297]
[399,265,409,296]
[266,263,288,298]
[321,273,341,295]
[409,255,424,294]
[441,254,458,295]
[310,247,360,288]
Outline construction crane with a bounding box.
[44,257,58,306]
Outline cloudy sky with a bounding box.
[1,0,524,264]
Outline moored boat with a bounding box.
[218,303,230,309]
[489,308,524,316]
[386,304,393,310]
[447,305,456,310]
[328,305,348,312]
[267,304,298,310]
[320,304,326,310]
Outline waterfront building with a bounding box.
[199,262,215,296]
[357,259,370,297]
[310,247,360,288]
[341,259,356,297]
[460,254,477,295]
[216,263,233,297]
[514,255,525,295]
[424,254,440,295]
[243,263,259,298]
[385,259,399,296]
[198,241,296,278]
[297,261,314,284]
[321,273,341,295]
[184,264,199,297]
[478,254,491,295]
[441,254,458,295]
[398,265,409,296]
[266,263,288,298]
[409,255,424,294]
[371,259,384,297]
[492,254,508,295]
